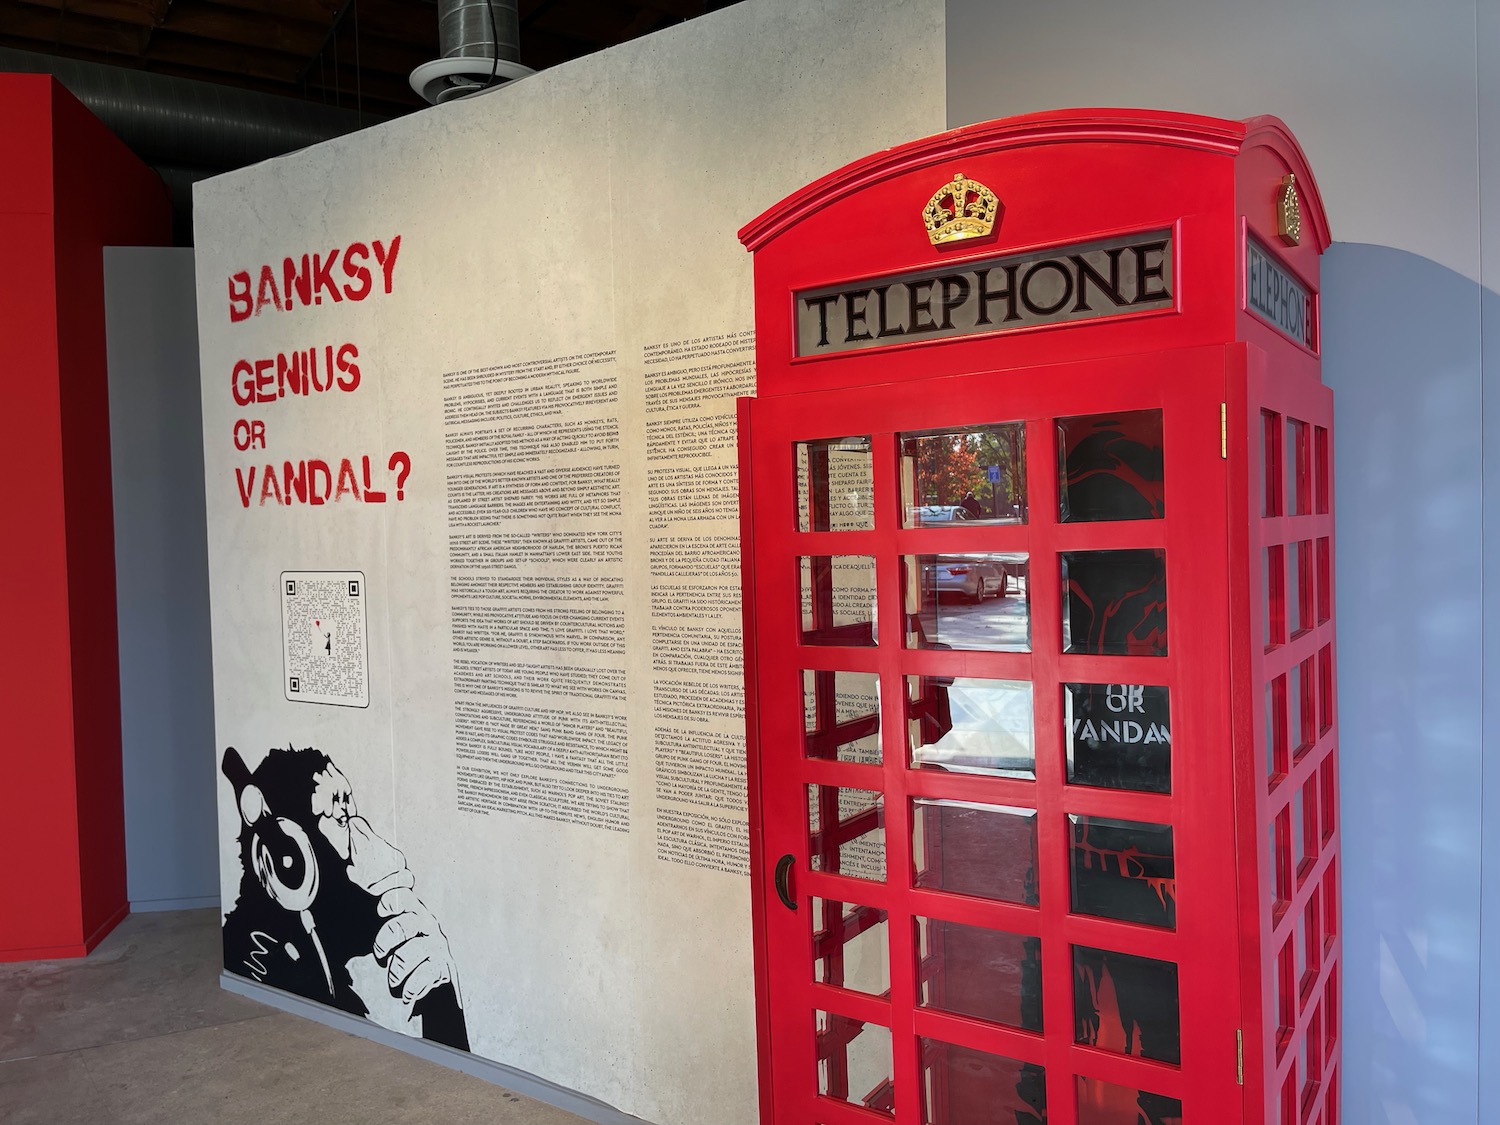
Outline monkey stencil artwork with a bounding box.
[221,746,468,1050]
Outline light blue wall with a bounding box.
[946,4,1488,1122]
[1479,0,1500,1117]
[104,247,219,912]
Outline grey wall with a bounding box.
[947,4,1489,1123]
[104,246,218,912]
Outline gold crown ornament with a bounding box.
[1277,174,1302,246]
[923,173,1000,245]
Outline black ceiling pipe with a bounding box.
[0,46,381,171]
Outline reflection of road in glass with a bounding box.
[916,579,1031,651]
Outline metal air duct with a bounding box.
[0,46,374,171]
[410,0,532,105]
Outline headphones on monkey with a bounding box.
[222,747,334,993]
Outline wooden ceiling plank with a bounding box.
[528,0,680,45]
[301,66,427,110]
[618,7,672,42]
[157,6,330,57]
[337,0,440,45]
[160,0,344,25]
[2,7,152,56]
[143,34,305,83]
[9,0,164,28]
[630,0,705,21]
[306,32,435,79]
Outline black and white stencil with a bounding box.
[221,745,469,1050]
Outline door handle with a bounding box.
[774,854,797,911]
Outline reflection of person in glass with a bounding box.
[220,746,469,1051]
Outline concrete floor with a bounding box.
[0,909,594,1125]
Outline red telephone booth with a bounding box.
[736,109,1339,1125]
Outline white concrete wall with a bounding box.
[191,4,945,1123]
[947,4,1487,1122]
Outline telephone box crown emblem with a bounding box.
[923,173,999,245]
[1277,174,1302,246]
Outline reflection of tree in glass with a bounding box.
[906,426,1023,516]
[970,426,1024,514]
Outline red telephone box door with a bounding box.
[744,346,1243,1125]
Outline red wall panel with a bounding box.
[0,73,170,960]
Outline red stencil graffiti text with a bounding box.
[227,235,402,322]
[235,453,412,508]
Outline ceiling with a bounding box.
[0,0,740,118]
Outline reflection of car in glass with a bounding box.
[990,551,1028,595]
[931,558,1005,602]
[908,504,971,525]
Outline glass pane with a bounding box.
[1315,426,1330,515]
[1065,683,1171,793]
[1288,540,1304,636]
[1263,410,1283,517]
[907,675,1034,779]
[1265,544,1286,649]
[1069,816,1176,929]
[1294,897,1308,987]
[1274,807,1291,910]
[1319,645,1334,734]
[1269,818,1282,915]
[797,436,875,532]
[1305,1004,1323,1084]
[817,1010,893,1115]
[919,1038,1045,1125]
[1317,538,1331,623]
[1278,938,1295,1042]
[804,669,881,764]
[1076,1075,1182,1125]
[1062,550,1167,656]
[1304,890,1323,980]
[814,898,889,997]
[809,785,885,882]
[905,554,1031,652]
[912,798,1038,906]
[1289,661,1306,759]
[1073,945,1180,1065]
[800,555,876,646]
[1323,861,1338,939]
[1267,675,1288,783]
[916,915,1042,1031]
[1294,658,1315,755]
[1057,409,1165,523]
[900,422,1027,526]
[1300,777,1319,873]
[1288,419,1308,516]
[1324,966,1339,1056]
[1321,758,1336,842]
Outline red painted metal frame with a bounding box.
[738,108,1334,1125]
[1228,344,1341,1125]
[745,350,1239,1125]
